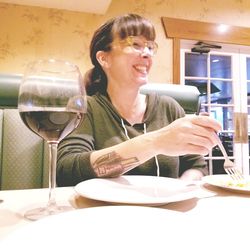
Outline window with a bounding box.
[181,41,249,175]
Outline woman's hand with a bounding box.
[154,115,222,156]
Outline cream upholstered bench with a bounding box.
[0,74,200,190]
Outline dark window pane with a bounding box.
[185,80,233,113]
[185,80,233,104]
[246,82,250,108]
[248,82,250,133]
[212,132,234,174]
[247,58,250,80]
[210,80,233,104]
[185,79,208,95]
[185,53,207,77]
[210,55,231,79]
[211,106,234,131]
[185,79,232,103]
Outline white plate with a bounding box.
[0,206,191,250]
[1,205,249,250]
[203,174,250,194]
[74,175,198,205]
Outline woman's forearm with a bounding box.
[91,131,159,177]
[90,115,221,178]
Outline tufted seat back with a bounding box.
[140,83,200,114]
[0,74,49,190]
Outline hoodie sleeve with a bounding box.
[57,100,97,187]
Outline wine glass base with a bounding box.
[24,205,74,221]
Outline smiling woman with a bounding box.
[56,13,222,187]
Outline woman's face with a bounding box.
[100,35,157,90]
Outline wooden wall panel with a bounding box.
[173,38,180,84]
[162,17,250,46]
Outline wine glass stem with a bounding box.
[47,142,58,209]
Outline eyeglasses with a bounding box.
[118,36,158,56]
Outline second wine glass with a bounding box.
[18,59,87,220]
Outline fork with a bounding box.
[215,134,244,181]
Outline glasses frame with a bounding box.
[117,36,158,56]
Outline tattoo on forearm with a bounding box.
[93,151,139,177]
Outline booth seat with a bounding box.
[0,74,49,190]
[0,74,200,190]
[139,83,200,114]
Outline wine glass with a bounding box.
[18,59,87,220]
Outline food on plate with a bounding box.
[221,179,250,189]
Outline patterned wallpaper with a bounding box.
[1,0,250,83]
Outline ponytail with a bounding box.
[84,66,107,96]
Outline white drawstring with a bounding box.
[121,118,130,140]
[121,118,160,177]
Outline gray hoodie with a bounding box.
[57,92,207,186]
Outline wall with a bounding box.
[1,0,250,83]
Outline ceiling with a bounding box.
[0,0,112,14]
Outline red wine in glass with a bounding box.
[18,59,87,220]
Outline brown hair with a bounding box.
[84,13,156,95]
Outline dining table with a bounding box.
[0,176,250,250]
